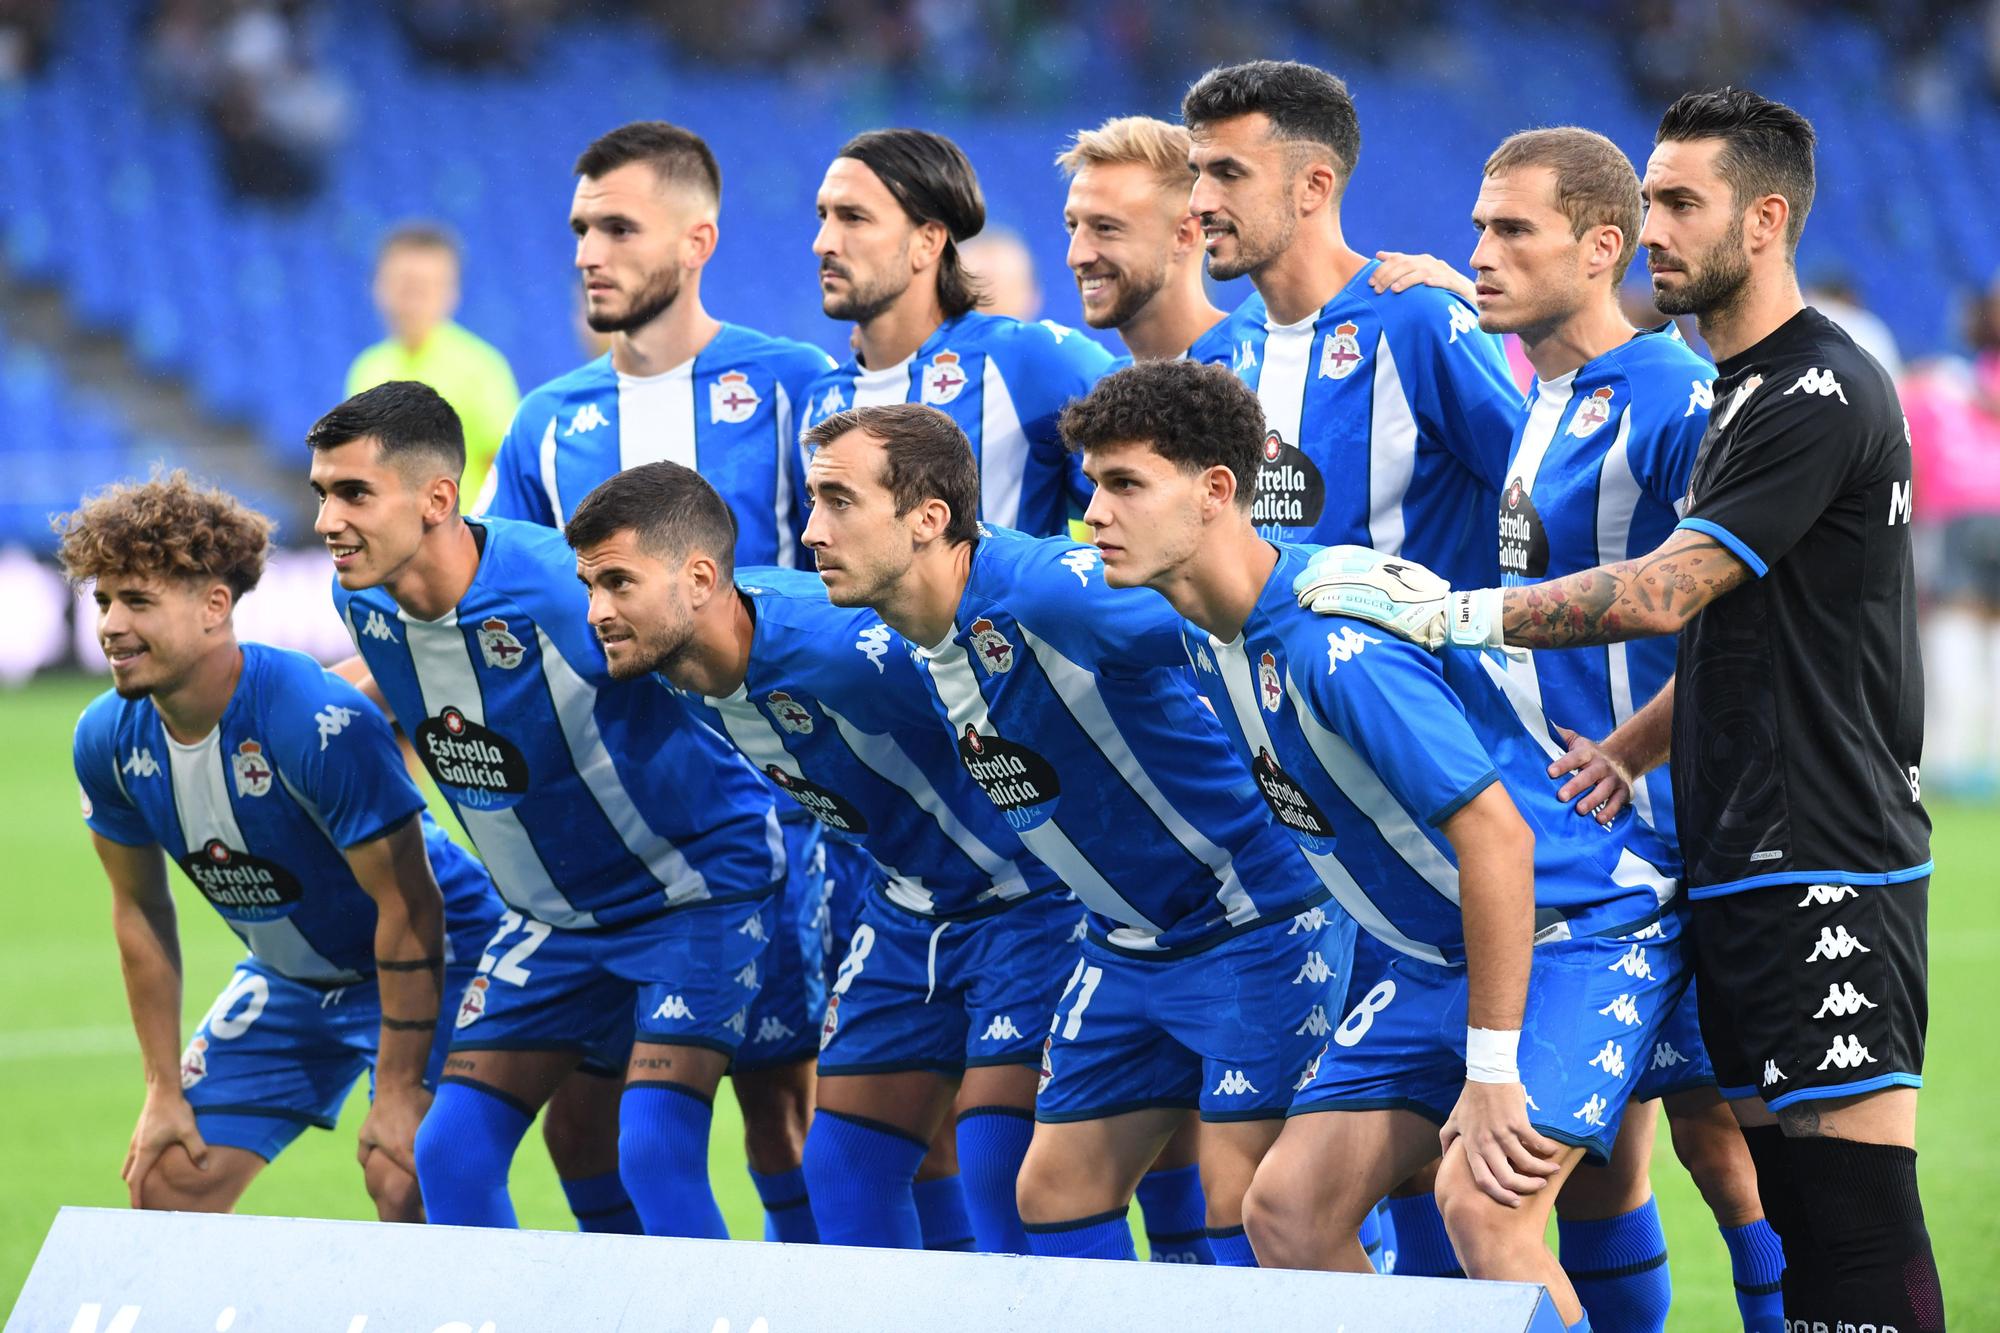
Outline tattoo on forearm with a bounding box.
[1500,536,1743,648]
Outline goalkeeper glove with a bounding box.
[1290,545,1504,651]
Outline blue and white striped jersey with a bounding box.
[907,525,1326,957]
[333,518,785,930]
[1192,262,1524,588]
[673,567,1064,921]
[1187,543,1675,966]
[794,312,1115,537]
[1492,326,1714,875]
[73,643,501,985]
[477,324,836,567]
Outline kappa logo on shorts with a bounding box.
[733,961,759,989]
[1797,884,1859,908]
[455,975,490,1029]
[724,1009,748,1038]
[1818,1035,1877,1071]
[1573,1094,1608,1128]
[1762,1059,1787,1086]
[1587,1041,1628,1079]
[1289,907,1329,935]
[179,1035,209,1090]
[1295,1005,1331,1037]
[1607,945,1654,980]
[754,1017,795,1044]
[652,995,696,1022]
[1814,982,1878,1019]
[820,995,841,1051]
[1294,951,1333,985]
[1067,915,1088,944]
[1211,1069,1259,1097]
[1650,1042,1688,1070]
[1806,925,1870,962]
[738,912,767,943]
[981,1015,1024,1041]
[1598,994,1642,1027]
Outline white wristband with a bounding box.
[1447,588,1506,650]
[1465,1027,1521,1084]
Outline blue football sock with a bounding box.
[801,1109,927,1248]
[413,1078,531,1228]
[750,1166,818,1244]
[1373,1200,1399,1273]
[618,1083,727,1239]
[1720,1218,1787,1333]
[1024,1207,1138,1260]
[1386,1193,1462,1277]
[1207,1224,1257,1267]
[1568,1314,1594,1333]
[956,1107,1034,1254]
[1358,1203,1385,1270]
[559,1169,642,1235]
[1559,1197,1672,1333]
[914,1175,976,1251]
[1134,1163,1214,1263]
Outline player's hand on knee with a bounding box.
[1292,545,1477,650]
[123,1091,210,1209]
[1441,1080,1563,1208]
[1548,725,1635,824]
[1370,250,1477,303]
[357,1084,433,1179]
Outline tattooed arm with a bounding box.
[1500,528,1750,649]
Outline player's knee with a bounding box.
[1670,1116,1763,1226]
[1436,1180,1541,1274]
[1013,1142,1075,1224]
[541,1079,621,1180]
[736,1065,813,1172]
[142,1152,244,1213]
[364,1154,423,1223]
[1239,1172,1306,1263]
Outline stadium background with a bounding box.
[1,0,1995,1322]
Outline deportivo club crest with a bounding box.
[766,691,815,735]
[1568,386,1616,438]
[456,975,489,1029]
[1258,650,1283,712]
[180,1035,209,1089]
[710,369,761,424]
[820,994,841,1051]
[969,617,1014,675]
[1318,321,1364,380]
[231,739,273,798]
[477,616,526,670]
[921,350,969,405]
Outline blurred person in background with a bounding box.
[958,227,1043,321]
[1806,271,1904,379]
[346,224,520,511]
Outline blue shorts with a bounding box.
[818,890,1079,1077]
[1293,915,1688,1162]
[447,894,772,1069]
[1628,972,1717,1101]
[1036,906,1354,1124]
[735,821,827,1071]
[819,838,876,970]
[181,955,475,1161]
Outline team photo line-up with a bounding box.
[61,56,1939,1333]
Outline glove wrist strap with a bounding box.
[1447,588,1506,650]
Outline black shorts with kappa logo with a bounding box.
[1690,878,1927,1110]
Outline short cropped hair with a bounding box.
[54,469,273,599]
[575,120,722,204]
[1484,127,1643,282]
[376,222,461,267]
[1056,115,1194,191]
[838,129,986,319]
[564,461,738,581]
[802,403,980,547]
[1059,360,1265,510]
[305,380,467,480]
[1182,60,1362,184]
[1656,88,1816,252]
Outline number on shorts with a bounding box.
[477,910,552,987]
[832,923,875,996]
[202,969,271,1041]
[1059,965,1104,1041]
[1333,979,1396,1049]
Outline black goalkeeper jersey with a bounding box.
[1671,307,1931,898]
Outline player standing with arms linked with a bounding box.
[61,472,499,1221]
[1297,90,1942,1333]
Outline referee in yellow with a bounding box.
[345,224,520,509]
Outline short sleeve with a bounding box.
[273,669,427,849]
[1677,379,1868,577]
[1624,369,1711,513]
[1302,625,1499,826]
[72,704,154,847]
[1383,289,1523,491]
[1018,321,1116,451]
[1020,542,1189,673]
[474,401,557,525]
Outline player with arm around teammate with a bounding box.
[1064,359,1690,1327]
[60,472,500,1221]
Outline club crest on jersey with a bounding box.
[476,617,526,670]
[969,617,1014,674]
[1318,322,1364,380]
[230,739,274,798]
[456,975,489,1029]
[1258,650,1283,712]
[1568,386,1616,438]
[180,1035,209,1090]
[710,369,762,424]
[921,350,969,405]
[766,690,815,734]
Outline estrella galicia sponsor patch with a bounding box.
[177,838,306,922]
[1497,475,1549,580]
[765,764,870,835]
[1250,747,1338,854]
[415,707,530,810]
[957,724,1061,830]
[1252,431,1326,531]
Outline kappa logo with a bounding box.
[1573,1094,1608,1128]
[766,691,815,735]
[1232,338,1258,373]
[725,1008,748,1038]
[456,975,489,1028]
[1525,1091,1541,1112]
[1650,1042,1688,1070]
[1763,1059,1786,1086]
[921,350,970,405]
[817,385,847,421]
[1296,1005,1332,1037]
[738,912,767,942]
[1806,925,1870,962]
[968,617,1015,675]
[1038,319,1079,343]
[1785,368,1848,403]
[1294,951,1333,985]
[753,1016,793,1044]
[1607,944,1654,980]
[1797,883,1859,908]
[1059,547,1099,586]
[476,617,526,670]
[652,995,696,1022]
[1258,650,1284,712]
[1192,644,1215,674]
[1814,982,1878,1019]
[1319,321,1364,380]
[360,608,398,642]
[1568,386,1616,438]
[1685,378,1714,418]
[123,747,160,779]
[1212,1069,1259,1097]
[1446,302,1479,345]
[1289,906,1329,935]
[314,705,356,752]
[564,402,610,436]
[1598,994,1643,1027]
[1587,1040,1628,1079]
[1325,624,1381,674]
[854,622,892,673]
[709,369,762,425]
[1818,1034,1877,1070]
[982,1014,1024,1041]
[179,1035,209,1089]
[230,740,273,798]
[733,961,759,989]
[1067,915,1088,944]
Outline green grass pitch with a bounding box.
[3,673,1993,1324]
